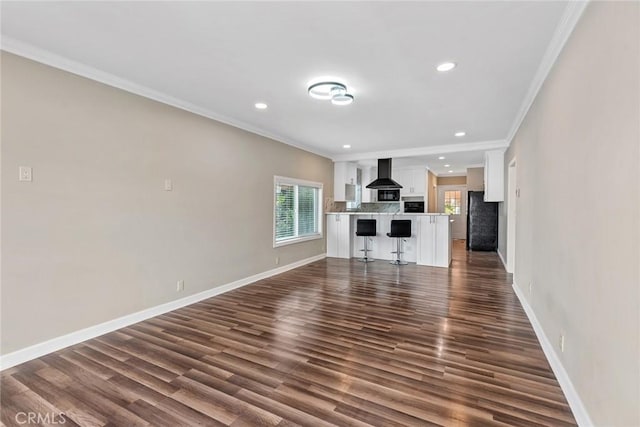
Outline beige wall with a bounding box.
[1,53,333,354]
[427,170,437,212]
[498,3,639,425]
[466,167,484,191]
[436,176,466,186]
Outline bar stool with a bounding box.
[387,220,411,265]
[355,219,377,262]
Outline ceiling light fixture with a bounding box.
[343,144,351,149]
[437,62,457,72]
[448,170,454,173]
[444,164,450,167]
[438,156,445,160]
[332,94,354,106]
[454,131,466,137]
[308,81,354,105]
[254,102,268,109]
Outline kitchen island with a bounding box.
[326,212,452,267]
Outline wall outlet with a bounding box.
[19,166,32,182]
[275,256,280,265]
[164,179,173,191]
[560,334,565,353]
[176,280,184,292]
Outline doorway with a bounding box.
[506,159,517,273]
[438,185,467,240]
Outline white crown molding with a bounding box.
[505,1,589,145]
[512,281,593,427]
[332,139,509,162]
[0,37,332,159]
[0,253,326,370]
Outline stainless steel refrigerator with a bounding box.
[466,191,498,251]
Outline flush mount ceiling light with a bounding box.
[343,144,351,149]
[254,102,268,109]
[308,81,354,105]
[444,164,450,167]
[454,131,466,137]
[308,82,343,100]
[448,170,454,173]
[332,93,354,106]
[438,156,446,160]
[436,62,456,72]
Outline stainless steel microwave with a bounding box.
[378,189,400,201]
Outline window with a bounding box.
[274,176,323,247]
[444,190,462,215]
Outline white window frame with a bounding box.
[273,176,323,248]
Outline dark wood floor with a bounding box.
[1,241,576,426]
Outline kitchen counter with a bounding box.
[326,212,448,216]
[326,212,452,267]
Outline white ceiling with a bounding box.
[2,1,570,167]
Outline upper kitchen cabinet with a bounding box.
[333,161,357,201]
[360,166,375,203]
[393,167,426,196]
[484,150,505,202]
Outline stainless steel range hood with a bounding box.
[366,158,403,189]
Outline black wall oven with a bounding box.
[378,189,400,202]
[404,201,425,213]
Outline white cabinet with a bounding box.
[333,162,358,201]
[361,166,375,203]
[326,214,353,258]
[393,169,409,196]
[393,167,426,196]
[484,150,504,202]
[417,215,451,268]
[411,168,426,195]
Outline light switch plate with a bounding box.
[19,166,32,182]
[164,179,173,191]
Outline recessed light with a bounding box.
[343,144,351,149]
[448,170,453,173]
[437,62,456,72]
[254,102,268,110]
[438,156,445,160]
[444,164,450,167]
[454,131,466,137]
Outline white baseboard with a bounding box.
[511,282,593,427]
[497,249,507,270]
[0,254,326,371]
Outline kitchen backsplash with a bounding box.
[329,201,401,213]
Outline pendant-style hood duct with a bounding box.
[366,158,403,189]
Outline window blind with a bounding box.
[274,177,323,246]
[275,183,295,240]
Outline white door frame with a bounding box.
[438,185,467,240]
[506,158,517,273]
